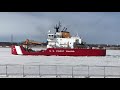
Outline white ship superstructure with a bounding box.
[47,22,82,48]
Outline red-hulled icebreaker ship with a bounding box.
[11,22,106,56]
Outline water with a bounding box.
[0,48,120,78]
[0,48,120,66]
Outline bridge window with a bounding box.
[48,34,54,39]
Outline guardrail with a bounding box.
[0,65,120,78]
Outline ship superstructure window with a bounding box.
[55,35,61,38]
[54,35,56,38]
[48,34,54,39]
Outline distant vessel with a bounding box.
[11,22,106,56]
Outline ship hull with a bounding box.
[11,45,106,56]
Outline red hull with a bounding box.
[11,45,106,56]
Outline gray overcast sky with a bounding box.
[0,12,120,44]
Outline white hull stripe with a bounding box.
[15,46,23,55]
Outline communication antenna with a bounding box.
[62,27,65,31]
[54,21,62,32]
[58,21,62,28]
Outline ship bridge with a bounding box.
[47,22,82,48]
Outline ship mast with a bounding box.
[54,21,61,32]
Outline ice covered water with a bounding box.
[0,48,120,66]
[0,48,120,78]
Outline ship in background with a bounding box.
[11,22,106,56]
